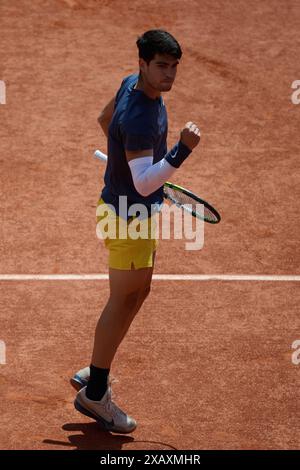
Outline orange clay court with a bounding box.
[0,0,300,450]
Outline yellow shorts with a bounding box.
[96,198,158,270]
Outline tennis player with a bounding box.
[73,29,201,433]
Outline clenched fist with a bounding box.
[180,121,201,151]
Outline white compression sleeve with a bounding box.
[128,156,177,197]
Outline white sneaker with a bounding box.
[74,385,137,434]
[70,366,90,391]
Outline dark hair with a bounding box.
[136,29,182,64]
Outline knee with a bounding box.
[109,285,151,313]
[122,291,141,311]
[122,285,151,310]
[127,282,151,302]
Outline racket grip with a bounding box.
[94,149,108,162]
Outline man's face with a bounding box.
[140,53,179,92]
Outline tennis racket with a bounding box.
[94,149,221,224]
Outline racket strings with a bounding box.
[164,187,218,223]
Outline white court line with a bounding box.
[0,274,299,281]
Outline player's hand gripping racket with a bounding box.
[94,149,221,224]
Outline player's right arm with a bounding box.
[97,96,116,138]
[97,75,132,137]
[126,122,200,197]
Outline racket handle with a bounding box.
[94,149,108,162]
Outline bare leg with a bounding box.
[117,251,156,346]
[91,252,156,369]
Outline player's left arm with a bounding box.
[97,96,116,138]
